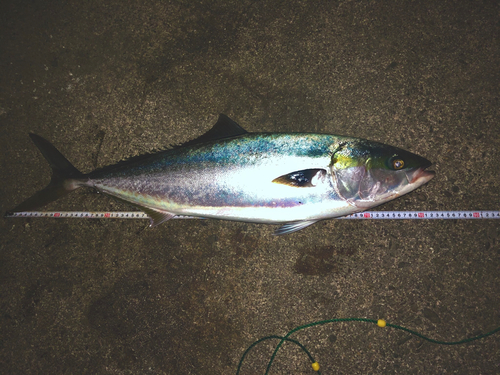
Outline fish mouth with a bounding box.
[408,166,435,185]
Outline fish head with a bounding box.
[330,140,435,209]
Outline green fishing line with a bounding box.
[236,317,500,374]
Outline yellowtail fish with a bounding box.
[7,115,434,235]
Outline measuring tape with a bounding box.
[5,210,500,220]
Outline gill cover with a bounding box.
[330,140,433,207]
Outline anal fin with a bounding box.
[101,193,176,227]
[142,207,176,227]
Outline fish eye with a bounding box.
[392,159,404,170]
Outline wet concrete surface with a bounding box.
[1,0,499,373]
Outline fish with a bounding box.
[6,114,435,235]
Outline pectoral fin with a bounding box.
[274,220,319,235]
[272,169,326,187]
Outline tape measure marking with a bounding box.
[4,211,500,220]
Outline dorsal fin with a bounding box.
[177,114,248,147]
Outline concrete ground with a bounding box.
[1,0,499,373]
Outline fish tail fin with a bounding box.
[7,133,85,213]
